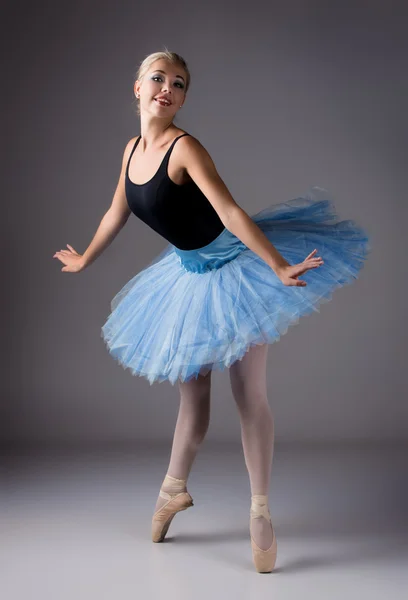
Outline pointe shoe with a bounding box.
[151,474,194,543]
[250,494,277,573]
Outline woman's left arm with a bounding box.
[181,135,290,276]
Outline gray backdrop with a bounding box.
[3,0,407,447]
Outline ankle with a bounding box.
[250,494,271,522]
[161,473,188,494]
[251,494,268,504]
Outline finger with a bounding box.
[301,264,319,274]
[66,244,77,254]
[285,277,305,286]
[305,255,322,262]
[305,259,323,267]
[304,249,317,260]
[306,260,323,267]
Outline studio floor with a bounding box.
[2,441,407,599]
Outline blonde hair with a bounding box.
[133,48,190,116]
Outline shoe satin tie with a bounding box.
[159,474,188,500]
[250,494,272,522]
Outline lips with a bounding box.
[154,97,171,106]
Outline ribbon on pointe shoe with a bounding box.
[159,474,188,500]
[152,474,193,543]
[250,494,277,572]
[250,494,272,523]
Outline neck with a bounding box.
[139,115,177,151]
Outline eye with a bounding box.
[152,75,184,89]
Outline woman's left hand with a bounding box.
[276,249,324,287]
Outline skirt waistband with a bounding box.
[174,228,247,273]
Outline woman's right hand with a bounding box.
[53,244,86,272]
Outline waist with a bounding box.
[174,228,247,273]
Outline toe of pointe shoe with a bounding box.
[250,531,277,573]
[151,492,194,543]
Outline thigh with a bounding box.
[229,343,269,402]
[178,369,212,407]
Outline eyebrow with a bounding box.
[152,69,185,83]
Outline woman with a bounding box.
[53,50,370,573]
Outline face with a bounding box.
[135,59,187,116]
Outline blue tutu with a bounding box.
[101,186,371,385]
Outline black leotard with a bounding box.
[125,133,226,250]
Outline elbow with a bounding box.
[106,207,132,225]
[105,207,130,229]
[223,205,243,230]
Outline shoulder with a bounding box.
[174,133,215,168]
[176,132,206,151]
[121,135,139,166]
[125,135,140,154]
[173,134,222,186]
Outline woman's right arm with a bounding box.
[53,138,136,272]
[80,137,136,269]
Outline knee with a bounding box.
[234,388,273,422]
[178,374,212,443]
[193,402,211,445]
[193,424,209,447]
[180,392,210,444]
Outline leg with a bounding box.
[154,371,212,513]
[229,343,275,551]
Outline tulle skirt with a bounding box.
[101,186,371,385]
